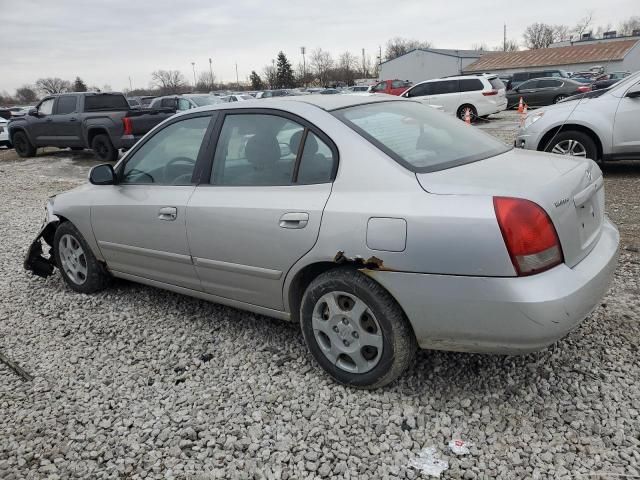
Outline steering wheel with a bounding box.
[164,157,196,185]
[124,168,154,183]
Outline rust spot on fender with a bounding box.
[333,251,391,271]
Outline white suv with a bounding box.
[401,74,507,121]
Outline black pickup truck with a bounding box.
[8,92,174,162]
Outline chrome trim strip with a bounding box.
[98,240,193,265]
[193,256,282,280]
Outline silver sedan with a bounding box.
[25,95,619,388]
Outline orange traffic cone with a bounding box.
[464,108,471,125]
[517,97,524,113]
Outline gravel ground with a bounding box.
[1,115,639,479]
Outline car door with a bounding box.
[612,80,640,156]
[29,97,56,145]
[403,82,433,103]
[90,113,215,289]
[535,79,563,105]
[514,80,540,105]
[186,110,338,310]
[428,80,460,114]
[370,81,387,95]
[50,95,83,146]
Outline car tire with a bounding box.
[544,130,598,161]
[456,104,477,122]
[54,221,111,294]
[12,131,36,158]
[553,94,569,104]
[91,134,119,162]
[300,268,417,389]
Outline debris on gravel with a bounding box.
[1,128,639,479]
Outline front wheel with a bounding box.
[545,130,598,160]
[12,131,36,158]
[91,134,119,162]
[53,222,111,293]
[300,268,417,388]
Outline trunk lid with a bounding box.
[416,148,605,268]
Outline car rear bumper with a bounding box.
[366,218,619,354]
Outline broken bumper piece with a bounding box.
[24,223,57,278]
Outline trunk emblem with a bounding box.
[554,198,569,208]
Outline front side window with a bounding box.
[161,98,177,109]
[430,80,458,95]
[210,114,335,186]
[55,96,78,114]
[177,98,192,110]
[407,83,432,98]
[121,115,211,185]
[538,79,562,88]
[38,98,55,115]
[334,101,509,173]
[519,80,539,90]
[391,80,405,89]
[371,82,386,92]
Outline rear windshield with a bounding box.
[84,94,130,111]
[333,101,510,173]
[489,78,505,90]
[141,97,154,106]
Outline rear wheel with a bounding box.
[545,130,598,160]
[13,131,36,158]
[456,104,477,122]
[91,134,118,162]
[300,268,417,388]
[553,94,569,104]
[54,222,111,293]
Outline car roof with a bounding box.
[276,93,402,111]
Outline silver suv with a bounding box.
[516,71,640,161]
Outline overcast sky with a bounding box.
[1,0,637,94]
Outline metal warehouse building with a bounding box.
[463,37,640,75]
[379,48,483,84]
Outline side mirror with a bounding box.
[626,84,640,98]
[28,108,38,117]
[89,164,116,185]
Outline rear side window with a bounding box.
[519,80,539,89]
[55,96,78,114]
[161,98,177,109]
[407,83,432,97]
[489,78,505,90]
[512,73,528,81]
[84,95,129,111]
[459,79,483,92]
[430,80,458,95]
[538,79,562,88]
[334,101,509,173]
[391,80,405,89]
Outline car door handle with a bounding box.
[69,117,77,121]
[279,212,309,229]
[158,206,177,221]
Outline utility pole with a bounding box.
[209,58,214,90]
[128,76,132,91]
[191,62,196,88]
[378,45,382,78]
[235,63,239,90]
[504,23,507,52]
[300,46,306,87]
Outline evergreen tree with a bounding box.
[275,51,296,89]
[73,76,88,92]
[249,71,263,90]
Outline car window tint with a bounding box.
[519,80,539,89]
[430,80,458,95]
[489,78,505,90]
[512,73,528,81]
[84,95,129,111]
[408,83,432,97]
[161,98,176,108]
[372,83,386,92]
[391,80,404,88]
[38,98,55,115]
[211,114,303,186]
[177,98,191,110]
[538,79,562,88]
[55,96,77,114]
[459,79,483,92]
[296,132,334,184]
[121,116,211,185]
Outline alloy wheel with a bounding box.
[312,291,383,373]
[551,139,587,157]
[58,234,88,285]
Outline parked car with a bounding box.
[220,94,255,102]
[507,78,590,107]
[370,79,413,96]
[592,71,631,90]
[320,88,341,95]
[8,106,32,117]
[148,94,223,111]
[0,116,11,148]
[24,95,618,388]
[255,90,291,99]
[0,108,11,120]
[498,74,513,90]
[401,74,507,120]
[570,77,595,85]
[511,70,570,90]
[515,71,640,163]
[345,86,370,93]
[8,92,175,162]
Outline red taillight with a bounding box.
[577,86,591,93]
[493,197,564,276]
[122,117,133,135]
[482,89,498,96]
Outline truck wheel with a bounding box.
[54,221,111,294]
[13,131,36,158]
[545,131,598,161]
[300,268,417,389]
[91,134,119,162]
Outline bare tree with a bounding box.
[523,23,555,49]
[384,37,432,61]
[35,77,71,95]
[618,16,640,36]
[471,43,489,52]
[338,51,358,85]
[15,85,38,103]
[310,48,334,86]
[263,65,277,89]
[151,70,186,94]
[553,25,571,42]
[196,71,215,92]
[574,12,594,38]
